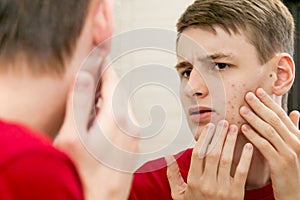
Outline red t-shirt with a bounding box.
[129,148,274,200]
[0,120,85,200]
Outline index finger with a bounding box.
[166,155,187,199]
[80,46,107,128]
[80,46,107,83]
[233,143,253,188]
[255,88,299,135]
[188,123,215,180]
[289,110,300,129]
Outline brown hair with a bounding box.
[177,0,295,111]
[0,0,91,74]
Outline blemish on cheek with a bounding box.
[234,96,237,99]
[242,84,246,87]
[231,106,234,109]
[269,74,273,78]
[231,84,235,87]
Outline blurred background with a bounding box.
[284,1,300,113]
[113,0,195,164]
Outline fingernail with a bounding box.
[218,120,228,128]
[245,143,253,150]
[241,106,250,115]
[229,125,237,134]
[75,72,92,91]
[242,124,251,132]
[257,88,265,97]
[207,123,215,132]
[246,92,255,101]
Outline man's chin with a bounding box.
[190,124,206,141]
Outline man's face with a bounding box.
[176,27,274,140]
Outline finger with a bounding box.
[188,123,215,179]
[218,125,238,184]
[166,155,187,199]
[240,106,291,153]
[244,91,298,144]
[72,72,96,133]
[87,66,139,172]
[204,120,229,179]
[81,46,106,84]
[99,65,118,105]
[96,65,139,140]
[289,110,300,129]
[255,88,299,135]
[234,143,253,188]
[97,65,132,129]
[65,72,95,139]
[241,124,280,164]
[79,46,107,129]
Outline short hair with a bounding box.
[177,0,295,111]
[0,0,90,74]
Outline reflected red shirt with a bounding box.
[129,148,274,200]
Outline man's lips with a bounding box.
[188,106,215,123]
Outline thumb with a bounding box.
[289,110,300,129]
[165,155,187,199]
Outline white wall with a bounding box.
[112,0,195,165]
[114,0,194,32]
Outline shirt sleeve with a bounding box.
[0,148,84,200]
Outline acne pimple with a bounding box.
[231,84,235,87]
[231,106,234,109]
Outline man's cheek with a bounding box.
[225,82,249,126]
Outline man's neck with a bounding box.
[0,70,68,140]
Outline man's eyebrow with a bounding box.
[175,61,192,70]
[175,53,234,70]
[199,53,234,62]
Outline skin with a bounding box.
[167,26,300,199]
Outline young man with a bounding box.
[129,0,300,199]
[0,0,138,199]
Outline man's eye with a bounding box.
[214,63,230,70]
[181,69,192,78]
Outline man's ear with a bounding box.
[92,0,114,46]
[272,53,295,96]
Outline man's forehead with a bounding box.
[176,26,249,52]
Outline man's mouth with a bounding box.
[189,106,215,123]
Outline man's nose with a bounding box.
[184,68,209,98]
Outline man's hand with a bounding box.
[166,121,253,200]
[240,88,300,200]
[54,52,139,200]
